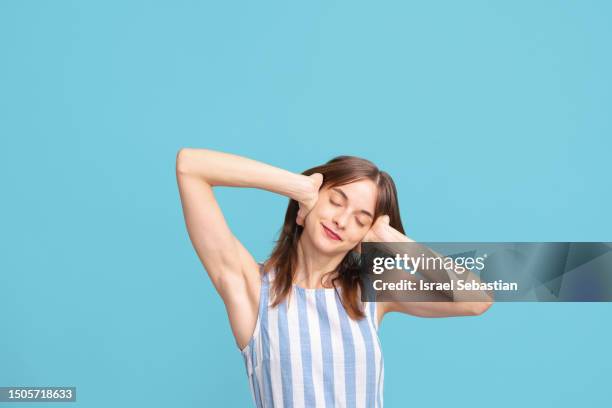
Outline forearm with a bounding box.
[417,245,493,302]
[176,148,309,201]
[371,234,493,303]
[373,239,456,301]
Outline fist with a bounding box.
[296,173,324,226]
[363,214,392,243]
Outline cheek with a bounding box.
[346,228,367,244]
[314,204,335,220]
[305,206,327,228]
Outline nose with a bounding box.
[333,209,350,229]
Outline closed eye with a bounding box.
[330,198,368,226]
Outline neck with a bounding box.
[294,233,345,289]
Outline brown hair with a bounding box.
[263,155,405,320]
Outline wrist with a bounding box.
[288,173,313,202]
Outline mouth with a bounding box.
[321,223,342,241]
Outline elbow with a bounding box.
[176,148,193,176]
[469,301,493,316]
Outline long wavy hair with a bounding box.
[263,155,405,320]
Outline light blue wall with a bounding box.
[1,1,610,406]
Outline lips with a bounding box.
[322,223,342,241]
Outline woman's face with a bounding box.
[303,179,378,255]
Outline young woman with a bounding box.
[176,148,492,407]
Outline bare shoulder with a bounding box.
[376,301,394,328]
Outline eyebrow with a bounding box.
[331,187,374,218]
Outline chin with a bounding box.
[319,231,346,254]
[306,231,329,252]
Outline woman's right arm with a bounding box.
[175,148,317,349]
[176,147,312,292]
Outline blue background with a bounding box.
[1,1,610,407]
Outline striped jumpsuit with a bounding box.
[239,262,384,407]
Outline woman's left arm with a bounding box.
[362,216,494,321]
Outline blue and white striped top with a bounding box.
[239,262,384,408]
